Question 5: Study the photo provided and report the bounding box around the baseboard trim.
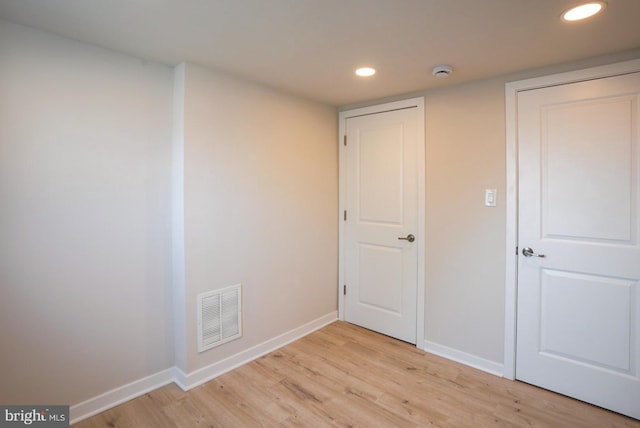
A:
[176,311,338,391]
[421,340,504,377]
[70,311,337,424]
[69,367,175,425]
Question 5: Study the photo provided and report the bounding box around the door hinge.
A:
[343,284,347,295]
[343,135,347,146]
[344,210,347,221]
[516,246,518,255]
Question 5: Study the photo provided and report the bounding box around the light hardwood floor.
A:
[74,321,639,427]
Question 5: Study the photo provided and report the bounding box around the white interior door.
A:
[342,105,421,344]
[516,72,640,419]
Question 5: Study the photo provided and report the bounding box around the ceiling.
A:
[1,0,639,106]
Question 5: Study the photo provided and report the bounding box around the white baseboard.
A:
[176,311,338,391]
[70,311,337,424]
[421,340,504,377]
[69,367,175,425]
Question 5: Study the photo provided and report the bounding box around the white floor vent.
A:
[197,284,242,352]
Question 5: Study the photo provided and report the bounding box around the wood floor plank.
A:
[73,321,640,427]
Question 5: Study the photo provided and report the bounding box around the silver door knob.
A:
[398,234,415,243]
[522,247,545,258]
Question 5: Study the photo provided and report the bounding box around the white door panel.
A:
[357,124,404,225]
[516,72,640,419]
[539,270,633,372]
[344,106,420,344]
[543,97,633,242]
[357,243,403,313]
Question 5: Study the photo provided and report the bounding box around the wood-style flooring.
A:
[74,321,639,427]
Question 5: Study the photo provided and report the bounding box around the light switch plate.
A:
[485,189,497,207]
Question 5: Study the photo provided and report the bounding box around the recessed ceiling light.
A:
[562,1,606,22]
[355,67,376,77]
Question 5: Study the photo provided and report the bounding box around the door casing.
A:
[338,97,426,349]
[504,58,640,379]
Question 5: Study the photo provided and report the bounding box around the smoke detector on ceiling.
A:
[432,64,453,78]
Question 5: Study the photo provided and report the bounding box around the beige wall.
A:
[0,20,338,409]
[178,63,338,371]
[3,13,638,412]
[423,78,507,363]
[0,20,174,404]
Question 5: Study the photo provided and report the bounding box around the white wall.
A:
[178,63,338,372]
[0,20,174,405]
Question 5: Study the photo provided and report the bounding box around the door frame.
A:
[503,58,640,379]
[338,97,426,348]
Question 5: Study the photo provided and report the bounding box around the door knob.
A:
[398,234,415,243]
[522,247,545,258]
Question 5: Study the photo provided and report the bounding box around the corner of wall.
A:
[172,62,187,372]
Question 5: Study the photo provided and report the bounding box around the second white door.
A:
[343,102,422,344]
[516,71,640,419]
